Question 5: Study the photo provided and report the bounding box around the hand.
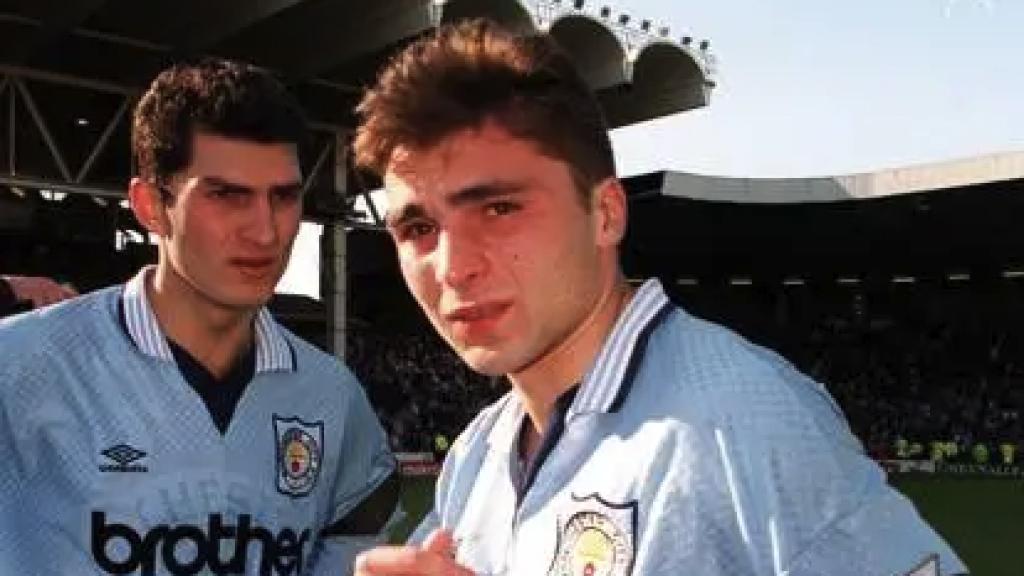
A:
[2,275,77,308]
[354,528,475,576]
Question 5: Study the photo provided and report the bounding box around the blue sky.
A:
[609,0,1021,177]
[277,0,1021,297]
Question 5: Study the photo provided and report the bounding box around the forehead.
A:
[383,124,556,200]
[186,131,302,186]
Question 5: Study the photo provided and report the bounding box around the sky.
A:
[277,0,1022,298]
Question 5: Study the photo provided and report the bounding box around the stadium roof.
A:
[621,152,1024,282]
[627,151,1024,204]
[0,0,714,129]
[0,0,716,226]
[345,152,1024,283]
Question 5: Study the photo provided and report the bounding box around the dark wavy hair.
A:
[133,58,309,183]
[353,18,616,201]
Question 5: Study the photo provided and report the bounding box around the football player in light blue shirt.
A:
[349,19,968,576]
[0,59,398,575]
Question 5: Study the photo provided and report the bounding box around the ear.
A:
[128,178,169,237]
[593,177,628,249]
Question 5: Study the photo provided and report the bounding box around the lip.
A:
[230,257,277,277]
[231,257,276,267]
[443,301,511,323]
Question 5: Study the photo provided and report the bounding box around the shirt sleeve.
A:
[308,376,403,575]
[716,364,970,576]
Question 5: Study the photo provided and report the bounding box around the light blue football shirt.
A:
[412,279,968,576]
[0,268,398,575]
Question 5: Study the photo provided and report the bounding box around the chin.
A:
[457,347,524,377]
[216,290,274,311]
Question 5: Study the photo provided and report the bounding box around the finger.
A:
[354,545,475,576]
[422,528,458,558]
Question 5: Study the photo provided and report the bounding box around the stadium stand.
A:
[344,155,1024,471]
[343,273,1024,466]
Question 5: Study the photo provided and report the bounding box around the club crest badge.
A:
[273,415,324,498]
[548,494,637,576]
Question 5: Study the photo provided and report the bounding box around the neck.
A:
[509,274,634,436]
[146,265,257,378]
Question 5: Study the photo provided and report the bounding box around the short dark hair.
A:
[353,18,616,199]
[132,58,310,183]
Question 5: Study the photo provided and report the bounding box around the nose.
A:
[434,227,485,289]
[243,195,280,247]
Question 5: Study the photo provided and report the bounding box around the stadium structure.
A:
[348,151,1024,315]
[0,0,716,356]
[3,1,1023,570]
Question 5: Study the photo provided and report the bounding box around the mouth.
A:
[230,257,277,278]
[443,301,511,324]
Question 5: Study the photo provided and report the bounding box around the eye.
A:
[485,201,520,217]
[209,187,246,200]
[274,187,303,204]
[400,221,437,240]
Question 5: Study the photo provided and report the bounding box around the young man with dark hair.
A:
[0,59,399,575]
[350,19,967,576]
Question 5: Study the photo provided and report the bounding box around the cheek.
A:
[399,257,439,305]
[279,207,303,236]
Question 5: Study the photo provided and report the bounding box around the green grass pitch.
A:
[393,475,1021,576]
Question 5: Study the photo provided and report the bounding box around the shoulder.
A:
[436,392,514,478]
[0,287,124,414]
[276,324,375,406]
[0,287,121,367]
[636,307,857,457]
[436,392,515,476]
[449,392,516,456]
[431,392,515,515]
[653,308,841,413]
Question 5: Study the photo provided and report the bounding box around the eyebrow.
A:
[198,176,304,194]
[385,179,527,231]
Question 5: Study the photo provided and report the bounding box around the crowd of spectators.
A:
[7,237,1021,463]
[349,279,1024,463]
[346,320,504,453]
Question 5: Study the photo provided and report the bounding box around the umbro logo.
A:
[99,443,148,473]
